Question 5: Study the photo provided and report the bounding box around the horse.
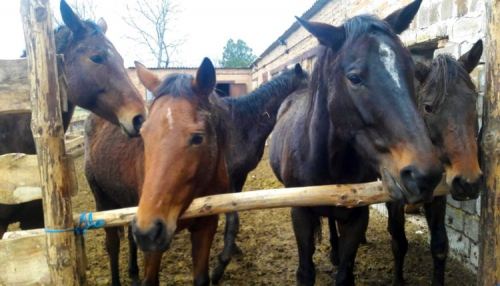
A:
[211,63,310,283]
[0,0,146,239]
[269,0,444,284]
[385,39,483,286]
[86,58,230,285]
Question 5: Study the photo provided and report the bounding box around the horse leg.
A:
[386,202,407,286]
[423,196,448,286]
[142,252,163,286]
[191,215,218,286]
[292,207,319,286]
[212,176,245,284]
[128,226,140,285]
[335,207,369,286]
[328,217,340,266]
[104,227,122,286]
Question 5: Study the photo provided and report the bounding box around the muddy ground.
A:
[17,147,476,285]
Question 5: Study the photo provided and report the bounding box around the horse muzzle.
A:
[382,166,441,204]
[450,174,482,201]
[131,216,175,252]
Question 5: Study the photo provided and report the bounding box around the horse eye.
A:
[424,104,434,114]
[189,133,204,145]
[90,55,105,64]
[347,74,363,86]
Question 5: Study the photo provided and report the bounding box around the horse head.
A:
[415,40,483,200]
[59,0,146,136]
[298,0,443,204]
[132,58,228,252]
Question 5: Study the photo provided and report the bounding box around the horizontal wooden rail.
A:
[72,178,450,229]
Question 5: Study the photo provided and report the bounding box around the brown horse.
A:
[269,0,443,285]
[212,63,309,283]
[386,39,483,286]
[86,58,228,285]
[0,0,146,239]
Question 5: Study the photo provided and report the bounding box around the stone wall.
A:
[252,0,486,272]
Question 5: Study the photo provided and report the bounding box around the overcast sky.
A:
[0,0,316,67]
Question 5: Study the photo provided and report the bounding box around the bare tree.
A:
[122,0,185,68]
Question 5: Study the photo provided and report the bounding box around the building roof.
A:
[252,0,330,66]
[127,66,250,70]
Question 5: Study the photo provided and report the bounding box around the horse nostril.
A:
[152,218,166,243]
[132,114,145,134]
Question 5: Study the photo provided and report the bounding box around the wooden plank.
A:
[0,153,78,204]
[0,154,41,204]
[72,178,450,229]
[65,136,84,152]
[0,58,31,114]
[21,0,80,284]
[479,0,500,284]
[0,232,50,285]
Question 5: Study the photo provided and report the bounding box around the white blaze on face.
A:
[166,107,174,130]
[379,42,402,90]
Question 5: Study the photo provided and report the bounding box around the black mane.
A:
[418,54,477,113]
[54,20,104,54]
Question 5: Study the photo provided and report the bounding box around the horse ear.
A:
[135,61,161,93]
[296,17,345,51]
[60,0,85,34]
[383,0,422,34]
[193,58,216,97]
[415,61,430,83]
[458,40,483,74]
[294,63,303,75]
[97,18,108,34]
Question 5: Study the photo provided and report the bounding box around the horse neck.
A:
[225,72,300,143]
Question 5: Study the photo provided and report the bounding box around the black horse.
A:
[386,39,484,286]
[269,0,443,284]
[212,63,309,283]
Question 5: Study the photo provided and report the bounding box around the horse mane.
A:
[417,54,477,113]
[54,20,104,54]
[152,73,228,148]
[222,67,307,118]
[308,15,406,111]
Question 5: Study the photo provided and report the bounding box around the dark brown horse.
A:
[269,0,443,285]
[85,58,229,285]
[386,39,483,286]
[212,63,309,283]
[0,0,146,239]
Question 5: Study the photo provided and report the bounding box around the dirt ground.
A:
[60,148,475,285]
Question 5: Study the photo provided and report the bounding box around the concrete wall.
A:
[252,0,486,272]
[126,67,252,100]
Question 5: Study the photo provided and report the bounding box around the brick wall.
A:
[252,0,486,272]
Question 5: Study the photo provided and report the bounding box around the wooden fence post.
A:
[20,0,80,284]
[479,0,500,284]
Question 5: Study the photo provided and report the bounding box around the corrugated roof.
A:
[252,0,330,66]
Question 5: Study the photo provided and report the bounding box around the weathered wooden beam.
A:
[0,231,50,285]
[72,178,450,229]
[479,0,500,284]
[0,59,31,114]
[0,153,78,204]
[20,0,80,284]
